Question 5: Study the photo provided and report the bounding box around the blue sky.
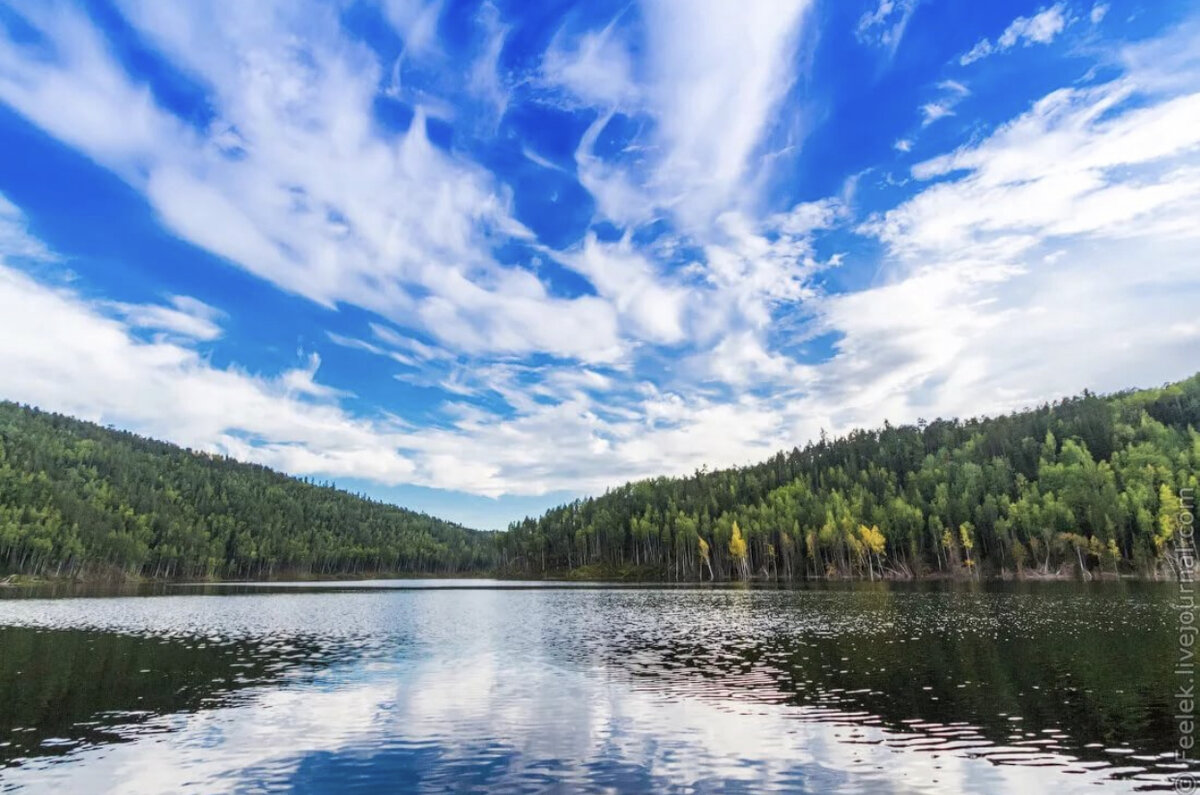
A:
[1,0,1198,529]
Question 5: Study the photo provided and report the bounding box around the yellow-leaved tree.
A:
[1106,538,1121,574]
[857,524,886,580]
[729,521,749,580]
[959,522,976,574]
[1158,483,1182,554]
[698,536,713,581]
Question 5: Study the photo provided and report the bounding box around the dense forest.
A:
[2,374,1198,582]
[0,403,492,579]
[496,374,1200,581]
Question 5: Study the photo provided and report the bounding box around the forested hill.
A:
[4,375,1199,582]
[497,375,1200,581]
[0,403,492,579]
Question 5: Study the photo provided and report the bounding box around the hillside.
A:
[0,403,492,579]
[3,375,1198,583]
[497,375,1200,580]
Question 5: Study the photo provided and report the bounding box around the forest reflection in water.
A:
[0,580,1191,793]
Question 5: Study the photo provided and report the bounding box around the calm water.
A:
[0,581,1192,793]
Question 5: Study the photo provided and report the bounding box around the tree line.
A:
[2,373,1198,581]
[0,403,491,579]
[495,374,1200,580]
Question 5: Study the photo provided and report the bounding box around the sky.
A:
[0,0,1198,530]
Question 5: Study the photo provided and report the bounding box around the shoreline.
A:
[0,567,1172,588]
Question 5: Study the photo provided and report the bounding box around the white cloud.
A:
[0,1,622,364]
[542,23,638,108]
[920,101,954,126]
[106,295,225,342]
[0,194,809,498]
[551,0,815,228]
[901,85,1200,243]
[894,138,913,152]
[0,2,1197,516]
[0,595,1127,794]
[998,4,1068,47]
[0,194,56,262]
[640,0,813,225]
[467,2,511,116]
[856,0,921,57]
[573,111,658,228]
[1171,321,1200,339]
[960,4,1069,65]
[938,79,970,96]
[838,31,1200,425]
[919,80,969,127]
[0,261,418,485]
[0,202,843,499]
[565,235,691,345]
[382,0,444,57]
[0,1,823,392]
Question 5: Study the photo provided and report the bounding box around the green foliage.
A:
[5,372,1200,582]
[497,374,1200,580]
[0,403,493,579]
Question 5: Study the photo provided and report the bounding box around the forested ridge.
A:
[497,374,1200,581]
[2,374,1199,582]
[0,403,491,579]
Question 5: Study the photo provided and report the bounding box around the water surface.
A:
[0,581,1190,793]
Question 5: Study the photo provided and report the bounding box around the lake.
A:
[0,581,1193,793]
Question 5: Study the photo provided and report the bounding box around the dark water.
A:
[0,580,1193,793]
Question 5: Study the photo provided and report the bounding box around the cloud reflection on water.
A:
[0,584,1187,793]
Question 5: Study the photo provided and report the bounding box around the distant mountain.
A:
[496,375,1200,581]
[0,403,492,580]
